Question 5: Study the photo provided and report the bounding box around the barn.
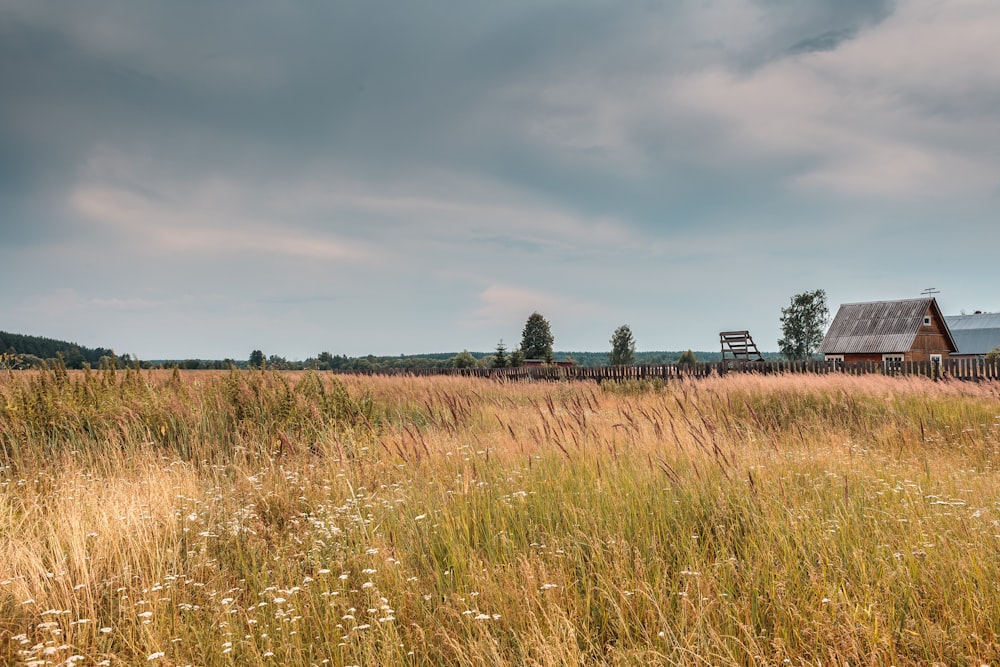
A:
[944,312,1000,358]
[817,297,958,364]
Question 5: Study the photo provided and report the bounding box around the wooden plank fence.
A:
[336,358,1000,383]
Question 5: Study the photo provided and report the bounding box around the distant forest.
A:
[1,330,783,371]
[0,330,120,369]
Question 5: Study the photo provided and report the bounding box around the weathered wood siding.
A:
[907,303,955,362]
[834,304,955,363]
[336,357,1000,382]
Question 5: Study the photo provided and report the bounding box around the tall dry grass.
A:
[2,367,1000,665]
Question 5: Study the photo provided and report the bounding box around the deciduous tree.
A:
[778,289,829,361]
[248,349,265,369]
[678,349,697,365]
[609,325,636,366]
[449,350,479,369]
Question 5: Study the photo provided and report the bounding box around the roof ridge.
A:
[838,297,933,306]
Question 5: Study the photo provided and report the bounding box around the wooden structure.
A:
[337,356,1000,382]
[523,359,576,368]
[719,331,764,362]
[818,297,957,364]
[945,312,1000,358]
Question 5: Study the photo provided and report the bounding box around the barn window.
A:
[882,354,904,373]
[923,316,931,326]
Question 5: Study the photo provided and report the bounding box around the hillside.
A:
[0,330,116,369]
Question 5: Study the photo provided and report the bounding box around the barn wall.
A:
[908,304,954,362]
[841,353,898,364]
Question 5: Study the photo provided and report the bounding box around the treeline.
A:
[1,330,788,372]
[259,350,784,371]
[0,330,118,369]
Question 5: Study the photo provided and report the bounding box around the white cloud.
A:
[68,149,375,262]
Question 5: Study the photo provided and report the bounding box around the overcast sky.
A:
[3,0,999,360]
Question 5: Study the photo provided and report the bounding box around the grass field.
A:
[2,366,1000,666]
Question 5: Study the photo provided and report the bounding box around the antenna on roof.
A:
[921,287,940,298]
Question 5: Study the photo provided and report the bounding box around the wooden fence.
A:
[336,358,1000,383]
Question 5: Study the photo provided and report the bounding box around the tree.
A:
[609,324,636,366]
[520,312,554,363]
[492,339,508,369]
[248,349,265,369]
[268,354,289,370]
[778,289,830,361]
[678,349,697,365]
[449,350,479,369]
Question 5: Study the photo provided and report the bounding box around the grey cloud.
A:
[5,0,1000,359]
[753,0,895,60]
[787,29,858,54]
[1,0,899,221]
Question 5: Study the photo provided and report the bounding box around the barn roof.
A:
[945,313,1000,355]
[818,298,957,355]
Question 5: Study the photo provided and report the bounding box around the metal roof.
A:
[818,298,956,354]
[945,313,1000,355]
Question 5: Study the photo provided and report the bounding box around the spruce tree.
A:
[492,339,508,368]
[520,312,554,363]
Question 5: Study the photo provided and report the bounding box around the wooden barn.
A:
[818,297,957,364]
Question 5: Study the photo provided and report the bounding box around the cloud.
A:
[462,285,598,333]
[668,0,1000,199]
[2,0,1000,359]
[67,148,376,262]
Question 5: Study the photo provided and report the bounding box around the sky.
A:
[2,0,999,360]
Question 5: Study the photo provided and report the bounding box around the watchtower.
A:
[719,330,764,362]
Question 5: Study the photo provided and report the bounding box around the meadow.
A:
[2,366,1000,666]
